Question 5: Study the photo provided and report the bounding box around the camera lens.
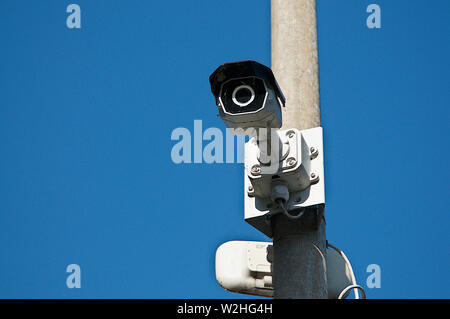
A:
[232,85,255,107]
[221,77,266,114]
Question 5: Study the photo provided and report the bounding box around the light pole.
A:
[271,0,327,299]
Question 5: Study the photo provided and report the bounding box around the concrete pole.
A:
[271,0,327,299]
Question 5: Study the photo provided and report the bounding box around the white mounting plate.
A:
[244,127,325,237]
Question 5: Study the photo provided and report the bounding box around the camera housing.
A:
[209,60,285,134]
[216,240,354,299]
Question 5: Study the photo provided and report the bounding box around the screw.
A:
[310,172,319,184]
[251,165,261,174]
[310,146,319,160]
[248,186,254,192]
[287,157,297,166]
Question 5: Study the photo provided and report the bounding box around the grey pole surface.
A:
[271,0,327,299]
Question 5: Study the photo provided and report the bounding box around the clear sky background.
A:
[0,0,448,299]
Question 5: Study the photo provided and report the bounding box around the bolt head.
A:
[287,157,297,166]
[251,165,261,174]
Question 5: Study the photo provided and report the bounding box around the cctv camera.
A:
[209,60,285,134]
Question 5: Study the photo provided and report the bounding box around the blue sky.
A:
[0,0,448,298]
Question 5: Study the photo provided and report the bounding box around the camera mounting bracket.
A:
[244,127,325,237]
